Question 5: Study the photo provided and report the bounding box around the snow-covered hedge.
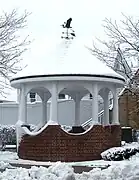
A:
[0,125,16,145]
[101,143,139,161]
[0,124,72,146]
[0,124,36,146]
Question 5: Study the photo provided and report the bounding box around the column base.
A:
[92,121,101,125]
[112,122,120,125]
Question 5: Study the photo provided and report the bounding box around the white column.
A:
[92,84,99,124]
[50,83,58,123]
[103,95,109,125]
[112,89,119,124]
[42,96,47,125]
[18,85,27,123]
[17,89,20,103]
[18,89,22,121]
[74,95,81,126]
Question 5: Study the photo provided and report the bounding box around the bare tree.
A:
[89,13,139,83]
[0,9,30,96]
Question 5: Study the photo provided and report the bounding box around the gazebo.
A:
[10,37,125,162]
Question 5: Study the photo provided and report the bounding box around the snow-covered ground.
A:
[1,143,139,179]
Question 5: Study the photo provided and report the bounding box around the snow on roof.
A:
[11,38,125,81]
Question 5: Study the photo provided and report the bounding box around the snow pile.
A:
[1,161,139,179]
[76,162,139,180]
[101,142,139,161]
[0,162,76,180]
[0,151,18,161]
[0,161,13,170]
[0,145,139,179]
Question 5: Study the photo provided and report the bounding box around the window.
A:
[30,92,36,102]
[59,94,65,99]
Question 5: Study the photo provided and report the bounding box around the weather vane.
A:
[61,18,76,40]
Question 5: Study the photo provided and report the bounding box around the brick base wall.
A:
[18,125,121,162]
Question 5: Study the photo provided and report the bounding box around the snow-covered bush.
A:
[0,125,16,145]
[101,143,139,161]
[0,124,36,146]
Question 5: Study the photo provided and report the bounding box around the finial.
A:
[61,18,76,40]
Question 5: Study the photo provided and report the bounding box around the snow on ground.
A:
[1,143,139,179]
[1,161,139,180]
[0,151,18,162]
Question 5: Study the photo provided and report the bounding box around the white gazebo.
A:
[10,38,125,162]
[10,39,125,129]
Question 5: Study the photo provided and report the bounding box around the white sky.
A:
[1,0,139,65]
[1,0,139,100]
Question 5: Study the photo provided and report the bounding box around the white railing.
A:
[82,110,104,128]
[82,103,113,128]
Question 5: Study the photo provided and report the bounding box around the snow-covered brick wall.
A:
[18,125,121,162]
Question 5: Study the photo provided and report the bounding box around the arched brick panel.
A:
[18,125,121,162]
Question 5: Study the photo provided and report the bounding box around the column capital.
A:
[39,92,50,103]
[99,88,110,100]
[20,84,28,96]
[71,93,82,102]
[92,83,98,92]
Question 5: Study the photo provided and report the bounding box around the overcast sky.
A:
[1,0,139,100]
[1,0,139,65]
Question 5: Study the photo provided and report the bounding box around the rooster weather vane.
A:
[61,18,76,40]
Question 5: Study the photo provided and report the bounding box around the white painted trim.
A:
[11,76,124,88]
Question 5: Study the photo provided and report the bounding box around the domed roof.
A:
[10,39,125,83]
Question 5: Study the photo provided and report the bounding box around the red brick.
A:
[18,125,121,162]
